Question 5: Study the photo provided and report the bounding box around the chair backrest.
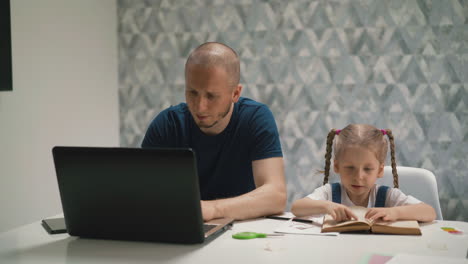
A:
[376,166,443,220]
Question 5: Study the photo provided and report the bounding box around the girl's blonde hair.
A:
[323,124,399,188]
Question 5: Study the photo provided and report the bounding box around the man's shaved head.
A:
[185,42,240,87]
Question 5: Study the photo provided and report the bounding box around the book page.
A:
[349,206,370,222]
[323,206,370,228]
[371,219,421,235]
[373,220,420,229]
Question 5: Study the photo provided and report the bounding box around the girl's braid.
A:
[323,129,337,185]
[385,129,399,188]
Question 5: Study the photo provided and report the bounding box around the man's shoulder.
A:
[143,103,190,147]
[238,97,267,108]
[149,103,189,128]
[237,97,271,116]
[158,103,189,119]
[164,102,189,114]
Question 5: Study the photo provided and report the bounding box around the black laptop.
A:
[52,146,233,244]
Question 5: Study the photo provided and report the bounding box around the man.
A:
[142,42,286,221]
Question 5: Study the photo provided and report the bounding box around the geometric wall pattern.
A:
[118,0,468,220]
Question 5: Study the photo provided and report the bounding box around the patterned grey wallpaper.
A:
[118,0,468,220]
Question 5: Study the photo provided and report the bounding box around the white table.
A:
[0,218,467,263]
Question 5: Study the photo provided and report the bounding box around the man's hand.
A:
[325,202,358,222]
[201,200,219,222]
[365,207,399,222]
[199,157,286,221]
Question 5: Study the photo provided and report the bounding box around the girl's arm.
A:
[292,197,357,221]
[366,203,436,222]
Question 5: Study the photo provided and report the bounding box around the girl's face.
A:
[334,145,384,205]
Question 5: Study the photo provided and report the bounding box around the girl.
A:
[291,124,436,222]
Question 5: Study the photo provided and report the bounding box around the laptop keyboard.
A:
[203,224,217,233]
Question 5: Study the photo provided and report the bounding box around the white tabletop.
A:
[0,217,467,264]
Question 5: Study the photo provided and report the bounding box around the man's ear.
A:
[333,160,340,174]
[377,164,384,178]
[232,84,242,103]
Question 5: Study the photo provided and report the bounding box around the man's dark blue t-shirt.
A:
[141,97,283,200]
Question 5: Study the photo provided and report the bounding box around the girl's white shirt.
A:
[306,183,422,208]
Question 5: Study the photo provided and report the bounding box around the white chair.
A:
[377,166,443,220]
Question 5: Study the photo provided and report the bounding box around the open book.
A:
[321,206,421,235]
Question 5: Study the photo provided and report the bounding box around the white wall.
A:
[0,0,118,233]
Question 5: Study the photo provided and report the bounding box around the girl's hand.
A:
[325,202,358,222]
[365,208,399,222]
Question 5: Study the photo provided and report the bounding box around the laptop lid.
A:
[52,146,232,244]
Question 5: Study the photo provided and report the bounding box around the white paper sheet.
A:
[273,218,339,236]
[386,254,468,264]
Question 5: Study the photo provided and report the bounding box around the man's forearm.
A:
[206,183,286,220]
[291,198,332,217]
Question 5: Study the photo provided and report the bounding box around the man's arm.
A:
[201,157,287,221]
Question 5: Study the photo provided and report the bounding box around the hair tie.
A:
[381,129,387,135]
[335,129,341,135]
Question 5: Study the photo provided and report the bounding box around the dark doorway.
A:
[0,0,12,91]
